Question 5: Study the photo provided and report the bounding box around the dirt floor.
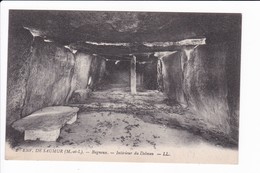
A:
[59,111,204,148]
[15,87,237,149]
[16,111,213,149]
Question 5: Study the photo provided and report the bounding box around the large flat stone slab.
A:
[12,106,79,141]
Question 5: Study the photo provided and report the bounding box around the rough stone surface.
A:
[69,89,92,104]
[160,52,186,105]
[24,129,60,141]
[12,106,79,132]
[6,27,33,126]
[66,114,78,125]
[182,44,231,134]
[225,40,240,141]
[88,56,106,90]
[67,52,93,102]
[74,52,93,89]
[22,37,75,116]
[10,10,241,45]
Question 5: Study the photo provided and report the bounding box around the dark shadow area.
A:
[98,57,158,92]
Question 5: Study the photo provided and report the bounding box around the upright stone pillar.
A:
[130,55,137,94]
[157,59,164,92]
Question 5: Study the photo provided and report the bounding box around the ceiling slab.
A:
[10,10,241,46]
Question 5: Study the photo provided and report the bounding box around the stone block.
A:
[69,89,92,103]
[12,106,79,141]
[66,113,77,125]
[24,129,60,141]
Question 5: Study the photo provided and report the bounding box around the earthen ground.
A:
[15,87,237,150]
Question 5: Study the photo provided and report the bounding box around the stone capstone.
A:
[12,106,79,141]
[10,11,241,45]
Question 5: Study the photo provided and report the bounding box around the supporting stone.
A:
[157,59,164,92]
[24,129,60,141]
[130,55,137,94]
[68,89,92,104]
[66,113,78,125]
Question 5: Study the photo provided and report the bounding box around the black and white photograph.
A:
[4,8,241,163]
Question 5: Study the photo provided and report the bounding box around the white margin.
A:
[1,1,260,173]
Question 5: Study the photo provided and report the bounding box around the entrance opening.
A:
[102,60,130,90]
[98,55,158,92]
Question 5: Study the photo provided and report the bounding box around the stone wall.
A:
[6,28,78,145]
[67,51,93,102]
[6,26,33,126]
[182,43,236,135]
[156,42,240,138]
[22,37,75,116]
[88,55,106,90]
[160,52,186,105]
[225,40,241,140]
[7,28,105,127]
